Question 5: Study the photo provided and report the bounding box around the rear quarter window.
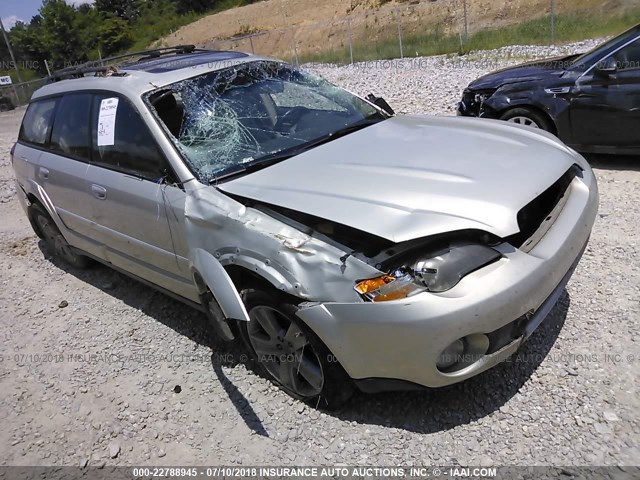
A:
[50,94,92,161]
[19,99,57,146]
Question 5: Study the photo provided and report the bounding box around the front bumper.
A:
[457,89,479,117]
[457,99,489,118]
[457,89,497,119]
[296,166,598,389]
[457,100,471,116]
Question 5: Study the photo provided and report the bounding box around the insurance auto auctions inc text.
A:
[240,466,497,478]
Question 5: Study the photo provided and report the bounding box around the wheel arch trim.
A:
[26,180,71,237]
[189,248,250,322]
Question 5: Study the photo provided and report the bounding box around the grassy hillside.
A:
[300,7,640,64]
[161,0,640,64]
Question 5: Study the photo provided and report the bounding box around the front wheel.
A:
[500,107,553,132]
[238,288,354,409]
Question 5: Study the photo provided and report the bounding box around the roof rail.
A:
[47,65,124,83]
[46,45,210,83]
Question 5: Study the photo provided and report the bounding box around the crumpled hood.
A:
[219,115,577,243]
[468,54,578,90]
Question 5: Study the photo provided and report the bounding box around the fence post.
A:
[291,29,299,66]
[0,17,24,104]
[395,8,404,59]
[249,35,255,54]
[550,0,556,44]
[347,19,354,65]
[463,0,469,42]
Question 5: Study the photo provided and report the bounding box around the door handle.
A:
[39,167,49,180]
[91,184,107,200]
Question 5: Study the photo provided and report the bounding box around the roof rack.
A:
[46,45,210,83]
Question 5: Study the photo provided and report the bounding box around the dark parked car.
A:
[0,95,16,112]
[458,24,640,154]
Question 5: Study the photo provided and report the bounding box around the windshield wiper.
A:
[321,116,384,140]
[208,155,287,184]
[209,116,384,184]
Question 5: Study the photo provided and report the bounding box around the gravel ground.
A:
[0,41,638,468]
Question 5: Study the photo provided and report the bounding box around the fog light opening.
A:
[436,333,490,373]
[436,339,465,370]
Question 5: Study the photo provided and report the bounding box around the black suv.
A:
[458,24,640,154]
[0,95,15,112]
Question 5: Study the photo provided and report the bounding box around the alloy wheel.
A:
[247,305,324,397]
[507,116,540,128]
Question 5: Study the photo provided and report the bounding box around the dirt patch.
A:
[5,236,36,257]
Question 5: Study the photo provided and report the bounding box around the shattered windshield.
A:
[146,61,384,183]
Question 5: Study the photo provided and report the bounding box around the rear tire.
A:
[238,288,354,409]
[29,203,92,269]
[500,107,554,132]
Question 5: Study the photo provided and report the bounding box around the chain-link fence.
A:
[205,0,636,65]
[0,77,46,108]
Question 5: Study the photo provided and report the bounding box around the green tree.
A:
[95,0,141,22]
[74,4,102,60]
[38,0,88,69]
[9,17,47,75]
[98,18,133,56]
[3,0,262,80]
[174,0,214,14]
[77,3,94,15]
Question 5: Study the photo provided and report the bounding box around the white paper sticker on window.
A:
[97,97,119,146]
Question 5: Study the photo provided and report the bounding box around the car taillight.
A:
[10,143,16,164]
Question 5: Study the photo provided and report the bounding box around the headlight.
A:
[355,244,501,302]
[413,244,501,292]
[473,89,497,104]
[355,273,427,302]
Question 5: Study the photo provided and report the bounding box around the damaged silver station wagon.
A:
[12,46,598,408]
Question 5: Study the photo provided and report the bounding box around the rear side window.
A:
[50,94,92,161]
[19,99,57,146]
[90,94,165,180]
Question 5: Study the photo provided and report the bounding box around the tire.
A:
[201,290,237,342]
[29,203,92,269]
[500,107,554,132]
[0,103,8,112]
[238,288,354,409]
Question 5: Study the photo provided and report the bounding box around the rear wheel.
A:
[29,203,92,269]
[500,107,553,132]
[238,288,354,409]
[0,103,8,112]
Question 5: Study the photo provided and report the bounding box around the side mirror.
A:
[595,57,618,76]
[366,93,395,116]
